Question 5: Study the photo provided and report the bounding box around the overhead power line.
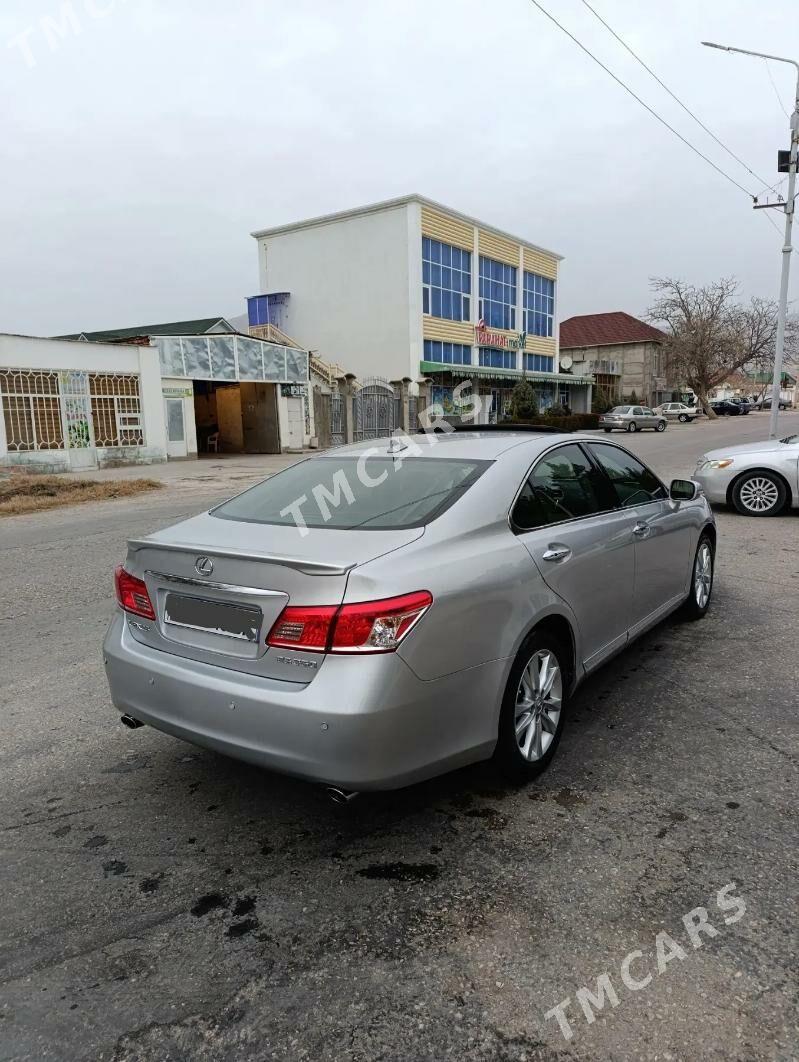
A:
[579,0,775,193]
[764,59,791,119]
[525,0,757,199]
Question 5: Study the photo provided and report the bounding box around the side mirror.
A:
[670,478,699,502]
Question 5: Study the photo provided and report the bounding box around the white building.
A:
[0,323,311,472]
[251,194,593,419]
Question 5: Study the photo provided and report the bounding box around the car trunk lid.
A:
[122,512,424,681]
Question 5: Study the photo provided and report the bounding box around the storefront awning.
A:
[419,360,594,384]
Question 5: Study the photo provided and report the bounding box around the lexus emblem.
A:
[195,556,214,577]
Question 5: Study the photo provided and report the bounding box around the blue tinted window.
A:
[523,272,555,337]
[523,353,555,373]
[478,346,517,370]
[479,256,517,331]
[422,238,471,322]
[423,339,472,365]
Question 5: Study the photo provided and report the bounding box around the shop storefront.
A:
[421,319,594,421]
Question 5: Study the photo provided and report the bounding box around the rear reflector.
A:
[114,565,156,620]
[265,591,432,655]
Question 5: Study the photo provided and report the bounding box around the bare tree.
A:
[647,277,797,417]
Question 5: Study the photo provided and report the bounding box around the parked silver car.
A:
[104,429,716,794]
[599,405,667,433]
[694,432,799,516]
[653,402,701,423]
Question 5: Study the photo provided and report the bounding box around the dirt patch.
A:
[0,472,162,516]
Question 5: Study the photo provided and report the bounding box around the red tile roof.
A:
[560,311,667,349]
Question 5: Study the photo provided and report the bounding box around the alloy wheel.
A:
[514,650,562,762]
[694,542,713,609]
[738,476,781,514]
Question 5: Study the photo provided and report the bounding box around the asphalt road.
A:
[1,413,798,1061]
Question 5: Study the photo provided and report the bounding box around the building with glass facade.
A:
[251,195,594,421]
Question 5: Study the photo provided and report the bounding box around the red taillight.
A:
[114,565,156,620]
[266,605,338,652]
[331,591,432,653]
[265,591,432,655]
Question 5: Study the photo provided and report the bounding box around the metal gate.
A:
[330,391,344,446]
[353,377,397,441]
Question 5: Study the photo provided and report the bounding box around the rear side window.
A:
[212,455,490,530]
[588,444,667,508]
[512,444,606,530]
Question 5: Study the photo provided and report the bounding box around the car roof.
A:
[326,430,579,462]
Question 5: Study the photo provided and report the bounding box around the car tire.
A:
[678,413,689,423]
[682,534,714,621]
[603,427,612,433]
[656,420,666,432]
[731,471,788,517]
[627,421,638,433]
[493,631,569,784]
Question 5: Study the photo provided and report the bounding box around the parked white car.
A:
[654,402,701,423]
[694,432,799,516]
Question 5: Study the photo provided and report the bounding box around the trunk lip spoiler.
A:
[127,538,353,576]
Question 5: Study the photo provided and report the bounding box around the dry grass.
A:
[0,472,163,516]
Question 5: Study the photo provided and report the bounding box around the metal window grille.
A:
[88,373,143,447]
[0,369,65,450]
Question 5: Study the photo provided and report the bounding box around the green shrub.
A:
[507,378,538,421]
[592,387,613,414]
[500,413,600,432]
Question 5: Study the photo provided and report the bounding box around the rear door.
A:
[587,443,693,630]
[513,443,638,670]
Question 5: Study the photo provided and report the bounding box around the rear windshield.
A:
[212,456,491,530]
[610,406,631,414]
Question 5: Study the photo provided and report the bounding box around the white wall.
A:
[0,333,141,374]
[256,204,413,382]
[0,333,166,466]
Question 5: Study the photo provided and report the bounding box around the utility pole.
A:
[702,43,799,439]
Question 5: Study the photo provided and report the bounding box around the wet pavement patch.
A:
[528,786,587,808]
[83,834,108,849]
[357,863,440,882]
[227,918,259,939]
[51,825,71,837]
[233,896,256,917]
[191,892,229,917]
[102,860,128,876]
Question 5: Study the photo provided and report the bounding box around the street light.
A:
[702,41,799,439]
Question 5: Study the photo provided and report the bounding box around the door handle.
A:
[542,545,571,561]
[632,522,650,538]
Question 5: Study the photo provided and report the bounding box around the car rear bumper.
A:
[103,613,503,790]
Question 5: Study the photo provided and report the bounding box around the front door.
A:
[286,396,304,451]
[164,398,187,458]
[587,443,693,629]
[512,443,638,670]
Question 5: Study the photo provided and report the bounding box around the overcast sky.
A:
[1,0,795,337]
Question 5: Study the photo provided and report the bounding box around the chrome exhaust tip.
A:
[325,786,359,805]
[120,714,144,730]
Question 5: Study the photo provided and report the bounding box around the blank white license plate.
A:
[164,594,262,643]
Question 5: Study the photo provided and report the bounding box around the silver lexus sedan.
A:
[104,429,716,794]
